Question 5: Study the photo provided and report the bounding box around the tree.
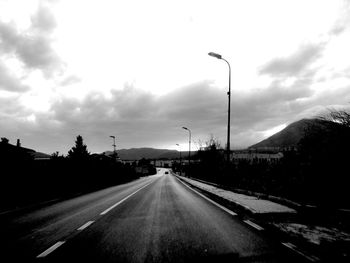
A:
[138,158,150,166]
[297,110,350,207]
[0,137,9,144]
[198,135,223,162]
[51,151,65,161]
[196,135,225,180]
[68,135,90,160]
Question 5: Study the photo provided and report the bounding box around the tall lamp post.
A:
[208,52,231,164]
[176,143,182,175]
[182,127,191,175]
[110,135,116,159]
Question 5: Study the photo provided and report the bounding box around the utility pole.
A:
[208,52,232,164]
[110,136,116,159]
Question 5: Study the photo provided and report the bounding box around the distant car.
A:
[165,171,169,174]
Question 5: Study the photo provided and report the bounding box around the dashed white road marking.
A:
[36,241,66,258]
[282,242,319,262]
[77,220,94,231]
[243,220,264,231]
[100,181,154,215]
[176,177,237,216]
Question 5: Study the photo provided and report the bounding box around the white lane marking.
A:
[100,181,153,215]
[77,220,94,231]
[281,242,319,262]
[36,241,66,258]
[243,220,264,231]
[176,177,237,216]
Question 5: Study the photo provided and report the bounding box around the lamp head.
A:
[208,52,222,59]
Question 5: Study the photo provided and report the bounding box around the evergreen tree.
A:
[68,135,90,160]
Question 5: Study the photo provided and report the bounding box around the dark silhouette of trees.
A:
[0,135,140,213]
[138,158,149,166]
[295,111,350,208]
[187,112,350,209]
[136,158,157,175]
[186,135,225,181]
[196,135,224,179]
[68,135,90,160]
[51,151,65,160]
[1,137,9,144]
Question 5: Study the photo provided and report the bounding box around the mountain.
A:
[103,148,184,160]
[249,118,336,150]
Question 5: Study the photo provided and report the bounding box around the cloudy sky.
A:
[1,0,350,154]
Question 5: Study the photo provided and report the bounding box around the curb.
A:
[174,174,328,262]
[184,176,303,211]
[174,174,301,226]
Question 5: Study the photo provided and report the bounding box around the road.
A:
[0,168,305,262]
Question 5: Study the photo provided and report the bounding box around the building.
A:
[231,151,283,164]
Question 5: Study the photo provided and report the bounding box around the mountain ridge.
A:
[103,147,186,160]
[249,118,337,150]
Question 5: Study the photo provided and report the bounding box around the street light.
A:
[110,135,116,158]
[176,143,182,175]
[182,127,191,175]
[208,51,231,164]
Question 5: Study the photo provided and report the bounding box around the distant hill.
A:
[103,148,186,160]
[249,118,337,150]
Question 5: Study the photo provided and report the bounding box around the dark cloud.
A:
[110,85,158,121]
[230,76,315,136]
[41,80,317,152]
[37,82,226,153]
[259,44,324,77]
[0,4,63,77]
[253,43,324,136]
[160,81,226,124]
[0,95,23,116]
[2,78,349,153]
[0,61,30,92]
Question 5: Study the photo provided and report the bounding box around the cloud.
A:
[30,3,57,33]
[59,75,81,86]
[2,79,350,153]
[0,94,24,116]
[39,82,226,152]
[42,80,318,152]
[0,4,63,78]
[259,44,324,77]
[0,61,30,92]
[160,81,226,125]
[329,0,350,36]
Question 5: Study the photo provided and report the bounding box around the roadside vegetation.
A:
[0,135,155,212]
[187,109,350,209]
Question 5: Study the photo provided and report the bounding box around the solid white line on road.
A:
[36,241,66,258]
[100,181,154,215]
[281,242,320,262]
[77,220,94,231]
[176,177,237,217]
[243,220,264,231]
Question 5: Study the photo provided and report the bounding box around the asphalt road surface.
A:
[0,168,306,262]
